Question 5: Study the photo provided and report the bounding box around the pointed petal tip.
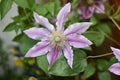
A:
[109,63,120,75]
[110,46,116,51]
[69,64,73,69]
[85,22,93,26]
[66,2,71,7]
[24,53,31,57]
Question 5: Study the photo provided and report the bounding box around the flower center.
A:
[87,0,95,5]
[55,36,61,42]
[50,31,66,48]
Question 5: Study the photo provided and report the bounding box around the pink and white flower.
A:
[109,47,120,75]
[24,3,93,69]
[78,0,106,19]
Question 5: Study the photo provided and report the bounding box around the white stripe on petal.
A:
[67,34,92,48]
[25,42,50,57]
[63,44,73,68]
[24,27,49,40]
[64,22,92,35]
[111,47,120,62]
[34,13,55,32]
[56,3,71,31]
[47,47,62,70]
[109,63,120,75]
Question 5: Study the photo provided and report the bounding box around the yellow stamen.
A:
[28,76,37,80]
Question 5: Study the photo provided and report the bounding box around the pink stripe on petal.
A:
[111,47,120,61]
[56,3,71,31]
[67,35,92,48]
[47,47,62,70]
[109,63,120,75]
[82,6,94,19]
[25,42,50,57]
[63,44,73,68]
[34,13,55,32]
[24,27,49,40]
[64,22,92,35]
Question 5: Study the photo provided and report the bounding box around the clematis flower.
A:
[78,0,106,19]
[109,47,120,75]
[24,3,93,69]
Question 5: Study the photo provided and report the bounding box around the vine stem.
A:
[23,8,32,26]
[100,30,120,47]
[109,16,120,30]
[95,5,120,30]
[87,52,113,59]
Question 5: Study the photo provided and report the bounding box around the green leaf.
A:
[90,16,99,25]
[113,14,120,21]
[32,4,48,16]
[0,0,13,19]
[106,5,114,16]
[97,59,109,71]
[83,31,105,46]
[83,46,92,51]
[37,49,87,76]
[98,71,111,80]
[13,34,37,55]
[45,2,55,16]
[3,22,17,32]
[14,0,35,9]
[97,24,112,35]
[83,63,96,78]
[109,56,118,66]
[72,0,80,9]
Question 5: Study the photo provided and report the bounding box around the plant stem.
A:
[109,16,120,30]
[87,52,113,59]
[95,5,120,30]
[100,30,120,46]
[23,8,32,26]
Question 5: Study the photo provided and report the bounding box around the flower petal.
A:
[63,44,73,68]
[25,42,50,57]
[111,47,120,61]
[34,13,55,32]
[109,63,120,75]
[56,3,71,31]
[47,47,62,70]
[67,34,92,48]
[78,6,95,19]
[83,6,95,19]
[64,22,92,35]
[95,3,105,13]
[24,27,49,40]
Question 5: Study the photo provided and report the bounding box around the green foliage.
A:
[0,0,13,19]
[72,0,80,9]
[90,15,99,25]
[97,59,109,71]
[14,0,35,9]
[32,4,48,16]
[37,49,87,76]
[13,34,37,55]
[97,59,111,80]
[112,6,120,21]
[98,71,111,80]
[3,22,18,32]
[83,31,105,46]
[97,23,112,35]
[113,14,120,21]
[1,0,117,78]
[83,63,96,78]
[32,1,60,18]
